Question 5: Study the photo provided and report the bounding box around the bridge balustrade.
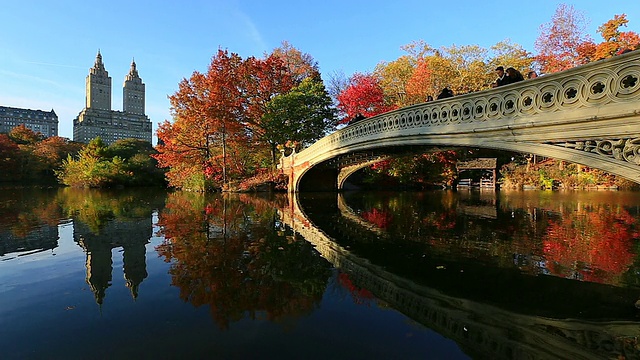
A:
[281,51,640,191]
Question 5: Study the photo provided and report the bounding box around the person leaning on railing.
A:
[504,67,524,85]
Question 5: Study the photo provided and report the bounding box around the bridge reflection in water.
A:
[278,192,640,359]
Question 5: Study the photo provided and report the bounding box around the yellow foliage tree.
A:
[373,55,415,107]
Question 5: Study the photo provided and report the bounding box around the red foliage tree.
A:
[336,73,396,125]
[243,53,295,138]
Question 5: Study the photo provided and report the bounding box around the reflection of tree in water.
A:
[156,192,331,329]
[336,191,640,287]
[542,204,640,285]
[336,272,374,305]
[59,187,163,234]
[360,208,393,229]
[0,188,64,256]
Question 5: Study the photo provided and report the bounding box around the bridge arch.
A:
[280,51,640,192]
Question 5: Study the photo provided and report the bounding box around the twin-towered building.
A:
[1,52,152,145]
[73,51,152,145]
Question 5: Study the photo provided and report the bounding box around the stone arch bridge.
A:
[279,50,640,192]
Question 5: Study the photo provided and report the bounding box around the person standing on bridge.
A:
[492,66,508,87]
[505,67,524,84]
[436,87,454,99]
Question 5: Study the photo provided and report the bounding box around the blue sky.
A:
[1,1,638,142]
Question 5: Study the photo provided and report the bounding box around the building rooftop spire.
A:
[93,50,105,72]
[128,58,139,78]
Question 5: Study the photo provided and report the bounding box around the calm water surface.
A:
[1,188,639,359]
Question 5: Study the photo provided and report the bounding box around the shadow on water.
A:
[285,190,640,359]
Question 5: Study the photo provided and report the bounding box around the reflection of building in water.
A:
[0,224,59,257]
[74,217,151,304]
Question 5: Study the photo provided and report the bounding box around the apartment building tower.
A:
[0,106,58,137]
[73,51,152,145]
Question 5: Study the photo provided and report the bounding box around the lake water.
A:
[1,187,639,359]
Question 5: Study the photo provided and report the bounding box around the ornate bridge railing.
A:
[281,50,640,191]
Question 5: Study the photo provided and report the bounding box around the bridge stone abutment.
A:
[279,51,640,192]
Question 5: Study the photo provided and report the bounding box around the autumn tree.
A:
[336,73,396,124]
[7,125,45,182]
[243,54,296,142]
[374,55,415,107]
[441,44,491,94]
[534,4,593,73]
[8,124,44,145]
[270,41,320,84]
[406,53,454,103]
[0,134,20,182]
[488,40,534,78]
[155,50,249,191]
[261,77,336,164]
[403,41,517,101]
[32,136,83,179]
[595,14,640,59]
[246,43,326,160]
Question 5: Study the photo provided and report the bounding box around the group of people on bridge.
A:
[492,66,536,87]
[350,64,542,124]
[426,66,539,104]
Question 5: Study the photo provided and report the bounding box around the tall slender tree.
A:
[534,4,593,73]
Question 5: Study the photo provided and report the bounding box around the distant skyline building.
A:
[73,51,152,145]
[0,106,58,137]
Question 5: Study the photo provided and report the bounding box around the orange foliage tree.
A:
[155,50,250,191]
[1,126,81,184]
[0,134,21,182]
[595,14,640,59]
[269,40,321,84]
